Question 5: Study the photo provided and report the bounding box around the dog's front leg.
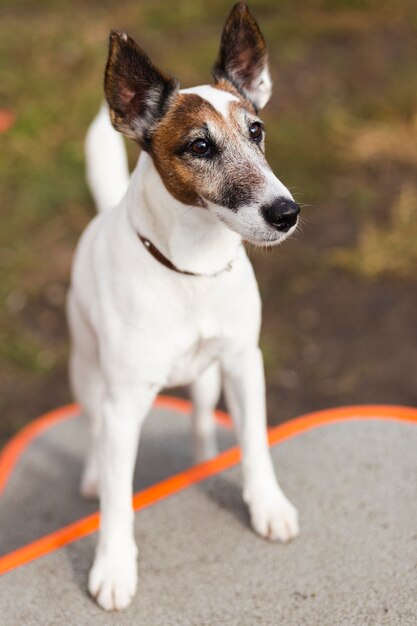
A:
[88,384,156,611]
[222,346,299,542]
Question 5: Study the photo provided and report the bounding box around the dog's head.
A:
[104,2,299,246]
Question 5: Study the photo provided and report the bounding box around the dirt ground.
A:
[1,0,416,448]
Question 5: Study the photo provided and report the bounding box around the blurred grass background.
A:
[0,0,416,446]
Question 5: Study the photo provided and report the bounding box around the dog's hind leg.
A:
[75,360,104,500]
[189,362,221,463]
[67,291,103,499]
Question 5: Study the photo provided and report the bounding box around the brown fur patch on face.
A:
[151,89,268,211]
[228,92,258,120]
[151,93,228,206]
[213,79,256,114]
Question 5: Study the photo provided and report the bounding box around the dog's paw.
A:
[246,488,299,542]
[88,541,138,611]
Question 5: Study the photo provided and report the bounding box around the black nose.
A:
[262,198,300,232]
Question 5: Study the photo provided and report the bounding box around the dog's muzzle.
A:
[262,198,300,233]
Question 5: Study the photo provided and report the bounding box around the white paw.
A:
[246,488,299,542]
[88,541,138,611]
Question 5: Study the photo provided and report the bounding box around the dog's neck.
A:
[127,152,242,275]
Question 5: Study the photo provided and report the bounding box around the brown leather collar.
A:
[138,233,235,277]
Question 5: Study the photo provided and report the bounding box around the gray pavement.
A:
[0,408,416,625]
[0,405,235,554]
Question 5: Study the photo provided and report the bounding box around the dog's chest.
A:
[165,320,226,387]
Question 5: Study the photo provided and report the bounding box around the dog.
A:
[67,2,300,611]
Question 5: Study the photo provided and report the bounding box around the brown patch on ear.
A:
[212,3,270,111]
[104,30,179,149]
[151,93,227,206]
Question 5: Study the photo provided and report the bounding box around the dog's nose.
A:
[262,198,300,232]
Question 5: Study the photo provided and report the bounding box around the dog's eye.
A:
[189,139,212,157]
[249,122,263,143]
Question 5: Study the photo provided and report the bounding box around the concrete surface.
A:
[0,407,416,625]
[0,405,234,554]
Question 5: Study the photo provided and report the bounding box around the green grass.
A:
[0,0,416,423]
[331,183,417,279]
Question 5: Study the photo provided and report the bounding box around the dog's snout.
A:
[262,198,300,233]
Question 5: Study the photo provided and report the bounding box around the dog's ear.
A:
[104,31,179,150]
[212,2,271,111]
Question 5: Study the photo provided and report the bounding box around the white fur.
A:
[85,103,130,213]
[181,84,238,117]
[128,152,242,275]
[250,66,272,110]
[68,87,299,612]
